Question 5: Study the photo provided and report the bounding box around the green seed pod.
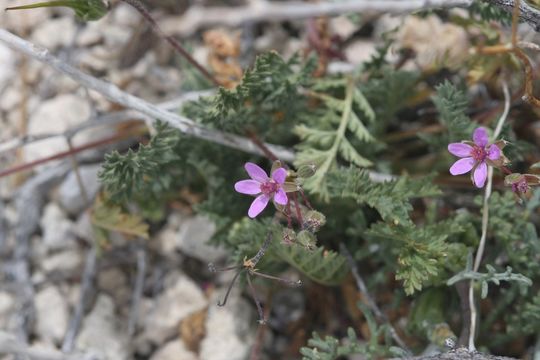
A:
[297,230,316,251]
[304,210,326,232]
[282,228,296,245]
[6,0,110,21]
[296,164,317,179]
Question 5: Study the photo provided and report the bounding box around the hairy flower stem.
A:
[291,192,304,228]
[119,0,219,87]
[246,273,266,324]
[468,82,510,351]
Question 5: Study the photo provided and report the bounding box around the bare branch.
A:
[486,0,540,32]
[161,0,474,36]
[0,29,295,162]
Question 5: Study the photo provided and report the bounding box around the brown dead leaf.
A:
[203,29,243,88]
[179,307,208,353]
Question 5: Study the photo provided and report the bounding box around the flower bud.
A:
[296,164,317,179]
[282,228,296,245]
[304,210,326,232]
[297,230,316,250]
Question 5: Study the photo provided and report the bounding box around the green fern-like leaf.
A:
[367,218,467,295]
[295,78,376,200]
[273,243,349,286]
[327,168,441,225]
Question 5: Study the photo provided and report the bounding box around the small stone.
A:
[344,40,377,66]
[149,339,198,360]
[330,16,357,39]
[76,295,129,360]
[31,17,77,50]
[35,286,69,344]
[40,203,76,252]
[25,94,91,163]
[0,43,16,91]
[176,215,227,262]
[143,272,207,345]
[0,291,16,330]
[97,268,130,305]
[57,164,102,215]
[41,249,83,273]
[199,289,254,360]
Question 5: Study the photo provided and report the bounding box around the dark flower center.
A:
[471,146,487,162]
[260,181,278,195]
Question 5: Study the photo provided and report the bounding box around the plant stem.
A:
[467,82,510,351]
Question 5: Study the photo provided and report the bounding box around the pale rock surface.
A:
[396,15,469,71]
[176,215,227,262]
[143,271,208,345]
[57,164,102,215]
[25,94,91,163]
[35,286,69,344]
[40,202,75,252]
[200,289,254,360]
[150,339,198,360]
[76,295,129,360]
[0,291,16,330]
[41,249,83,273]
[97,268,130,305]
[31,17,77,50]
[0,42,15,91]
[330,16,358,39]
[344,40,377,66]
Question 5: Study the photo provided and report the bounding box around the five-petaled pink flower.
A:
[234,162,288,218]
[448,127,501,188]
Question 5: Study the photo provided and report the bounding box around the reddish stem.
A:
[291,192,303,228]
[120,0,219,87]
[0,132,134,178]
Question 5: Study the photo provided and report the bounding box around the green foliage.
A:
[509,290,540,334]
[448,261,532,299]
[295,78,376,200]
[422,80,475,148]
[91,195,149,240]
[183,52,315,138]
[300,303,402,359]
[327,168,441,225]
[483,191,540,277]
[99,122,182,209]
[367,216,468,295]
[469,1,512,25]
[363,69,419,129]
[6,0,109,21]
[226,218,349,285]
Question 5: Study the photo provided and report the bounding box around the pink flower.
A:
[448,127,501,188]
[234,162,288,218]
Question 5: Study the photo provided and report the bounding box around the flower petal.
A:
[449,157,474,175]
[271,168,287,184]
[448,143,473,158]
[274,188,288,205]
[248,194,270,218]
[234,180,261,195]
[473,162,488,188]
[245,162,269,182]
[473,127,489,147]
[487,144,500,160]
